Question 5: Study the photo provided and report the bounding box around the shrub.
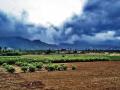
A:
[15,62,23,66]
[4,65,15,73]
[33,62,43,70]
[45,64,67,71]
[60,64,67,71]
[2,63,8,67]
[57,65,63,71]
[62,55,65,57]
[21,62,30,67]
[28,65,36,72]
[53,64,59,70]
[7,66,15,73]
[47,65,54,71]
[63,65,67,71]
[15,62,29,67]
[45,64,55,71]
[72,65,77,70]
[7,60,16,64]
[21,66,28,73]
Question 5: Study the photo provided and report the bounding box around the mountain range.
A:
[0,37,58,50]
[0,37,120,50]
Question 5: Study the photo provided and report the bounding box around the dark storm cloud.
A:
[0,11,65,44]
[0,11,29,37]
[64,0,120,34]
[57,0,120,44]
[0,0,120,45]
[0,11,48,42]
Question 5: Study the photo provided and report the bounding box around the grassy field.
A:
[0,54,120,65]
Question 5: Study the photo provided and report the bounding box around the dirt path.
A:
[0,61,120,90]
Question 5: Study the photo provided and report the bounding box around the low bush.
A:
[53,64,59,70]
[21,62,30,67]
[28,65,36,72]
[59,64,67,71]
[6,60,16,64]
[57,65,63,71]
[15,62,23,66]
[2,63,8,67]
[21,66,28,73]
[45,64,55,71]
[33,62,43,70]
[72,65,77,70]
[3,65,15,73]
[45,64,67,71]
[7,66,15,73]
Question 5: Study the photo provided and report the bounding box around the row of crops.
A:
[0,55,120,65]
[0,54,120,73]
[1,61,76,73]
[0,56,108,65]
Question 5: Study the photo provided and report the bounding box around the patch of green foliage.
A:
[45,64,67,71]
[28,65,36,72]
[0,54,120,67]
[21,66,28,73]
[32,62,43,70]
[2,63,15,73]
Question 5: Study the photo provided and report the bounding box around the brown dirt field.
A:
[0,61,120,90]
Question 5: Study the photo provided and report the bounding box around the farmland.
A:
[0,54,120,73]
[0,54,120,90]
[0,61,120,90]
[0,54,120,65]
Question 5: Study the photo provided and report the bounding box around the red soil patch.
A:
[0,61,120,90]
[20,80,45,89]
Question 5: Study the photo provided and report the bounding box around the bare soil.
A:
[0,61,120,90]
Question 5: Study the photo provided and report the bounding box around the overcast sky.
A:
[0,0,120,47]
[0,0,86,26]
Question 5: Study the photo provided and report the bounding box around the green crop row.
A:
[0,55,120,65]
[45,64,68,71]
[0,57,110,65]
[16,62,70,72]
[16,62,44,72]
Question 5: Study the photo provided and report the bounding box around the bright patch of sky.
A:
[0,0,87,26]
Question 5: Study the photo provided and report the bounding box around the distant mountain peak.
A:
[0,37,57,50]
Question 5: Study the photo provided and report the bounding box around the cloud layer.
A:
[0,0,86,26]
[0,0,120,48]
[57,0,120,44]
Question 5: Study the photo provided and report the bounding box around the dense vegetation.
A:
[1,46,120,55]
[0,54,120,73]
[0,54,120,65]
[0,47,120,73]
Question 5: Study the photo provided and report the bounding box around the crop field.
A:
[0,54,120,90]
[0,54,120,73]
[0,54,120,65]
[0,54,120,63]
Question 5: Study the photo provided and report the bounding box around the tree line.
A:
[0,46,120,56]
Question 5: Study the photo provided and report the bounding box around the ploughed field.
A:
[0,54,120,90]
[0,61,120,90]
